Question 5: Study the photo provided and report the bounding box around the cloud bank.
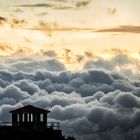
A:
[0,61,140,140]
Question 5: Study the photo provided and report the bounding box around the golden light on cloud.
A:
[97,53,112,60]
[130,53,140,60]
[0,0,139,73]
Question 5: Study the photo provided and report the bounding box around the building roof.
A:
[9,105,50,114]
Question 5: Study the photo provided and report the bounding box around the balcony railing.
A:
[47,122,60,130]
[0,122,12,126]
[0,121,60,130]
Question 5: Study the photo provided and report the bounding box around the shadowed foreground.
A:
[0,126,65,140]
[0,105,76,140]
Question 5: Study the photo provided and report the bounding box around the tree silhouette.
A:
[66,136,76,140]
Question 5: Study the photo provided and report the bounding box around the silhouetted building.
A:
[0,105,64,140]
[10,105,50,128]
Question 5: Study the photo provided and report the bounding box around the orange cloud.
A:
[16,3,53,8]
[11,19,26,28]
[0,44,14,56]
[0,16,7,26]
[96,25,140,34]
[0,43,34,56]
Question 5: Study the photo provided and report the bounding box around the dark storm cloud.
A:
[1,85,30,101]
[14,80,39,95]
[83,50,135,79]
[50,91,140,140]
[0,104,23,121]
[83,70,113,85]
[96,25,140,34]
[0,66,140,139]
[0,69,134,96]
[0,84,30,113]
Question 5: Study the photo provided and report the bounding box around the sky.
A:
[0,0,140,140]
[0,0,140,55]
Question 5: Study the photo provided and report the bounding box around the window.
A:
[40,114,44,122]
[27,113,30,122]
[22,114,25,122]
[17,114,19,122]
[31,114,33,122]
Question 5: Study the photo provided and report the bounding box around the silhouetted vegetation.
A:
[66,136,76,140]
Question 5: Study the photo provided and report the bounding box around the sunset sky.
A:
[1,1,140,140]
[0,0,140,55]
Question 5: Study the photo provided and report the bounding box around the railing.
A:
[47,122,60,130]
[0,122,12,126]
[0,121,60,130]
